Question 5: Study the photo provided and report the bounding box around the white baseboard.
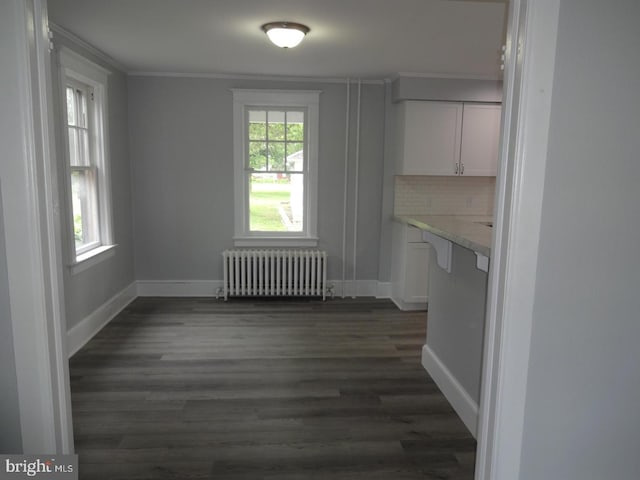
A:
[327,280,390,298]
[67,282,137,357]
[376,282,392,299]
[391,296,428,311]
[421,344,479,437]
[136,280,224,297]
[136,279,391,299]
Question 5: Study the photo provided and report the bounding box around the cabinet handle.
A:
[461,163,465,175]
[455,163,459,175]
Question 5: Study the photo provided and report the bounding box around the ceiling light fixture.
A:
[261,22,310,49]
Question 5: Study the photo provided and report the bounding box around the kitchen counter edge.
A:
[394,214,493,257]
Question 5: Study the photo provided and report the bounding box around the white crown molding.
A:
[49,22,128,73]
[128,70,387,85]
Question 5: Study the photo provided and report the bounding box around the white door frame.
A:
[475,1,561,479]
[0,0,73,453]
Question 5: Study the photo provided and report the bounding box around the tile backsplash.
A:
[394,176,496,216]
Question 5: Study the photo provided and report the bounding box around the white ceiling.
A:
[47,0,508,80]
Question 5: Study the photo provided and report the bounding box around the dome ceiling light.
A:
[261,22,310,49]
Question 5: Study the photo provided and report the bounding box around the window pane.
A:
[288,173,304,232]
[79,129,91,166]
[71,169,99,250]
[268,142,285,171]
[248,141,267,170]
[66,87,76,126]
[68,128,91,167]
[286,111,304,141]
[68,128,79,166]
[79,89,88,128]
[249,173,303,232]
[248,110,266,140]
[286,143,304,172]
[267,111,285,140]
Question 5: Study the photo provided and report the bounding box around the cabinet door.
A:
[399,101,463,176]
[403,242,430,303]
[460,104,502,176]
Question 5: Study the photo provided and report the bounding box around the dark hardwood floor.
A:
[70,297,476,480]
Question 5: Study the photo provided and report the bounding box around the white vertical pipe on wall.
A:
[341,79,350,298]
[351,79,362,298]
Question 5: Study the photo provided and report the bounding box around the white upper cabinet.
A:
[397,101,462,176]
[460,104,502,176]
[396,100,501,177]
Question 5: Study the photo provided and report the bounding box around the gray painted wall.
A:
[0,183,22,453]
[426,244,487,403]
[51,36,136,330]
[520,1,640,479]
[128,77,385,283]
[392,76,502,103]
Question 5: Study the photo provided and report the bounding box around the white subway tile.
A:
[394,175,496,216]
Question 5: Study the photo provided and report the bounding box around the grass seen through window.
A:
[249,175,302,232]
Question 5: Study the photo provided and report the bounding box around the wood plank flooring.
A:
[70,297,476,480]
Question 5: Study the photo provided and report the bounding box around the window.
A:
[59,48,114,270]
[232,90,320,247]
[66,80,99,253]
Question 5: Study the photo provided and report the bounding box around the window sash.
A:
[247,172,305,233]
[65,79,102,256]
[244,107,308,234]
[246,107,307,173]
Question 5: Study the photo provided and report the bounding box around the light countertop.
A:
[394,214,493,257]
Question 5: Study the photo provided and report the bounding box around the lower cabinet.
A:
[391,223,430,311]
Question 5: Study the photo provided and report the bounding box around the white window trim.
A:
[232,89,321,247]
[58,47,114,272]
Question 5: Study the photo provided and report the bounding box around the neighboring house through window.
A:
[232,89,320,247]
[59,48,114,272]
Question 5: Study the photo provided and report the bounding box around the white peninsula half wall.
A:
[395,214,493,437]
[391,167,497,438]
[424,241,488,438]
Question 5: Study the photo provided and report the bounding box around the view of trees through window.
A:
[247,110,305,232]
